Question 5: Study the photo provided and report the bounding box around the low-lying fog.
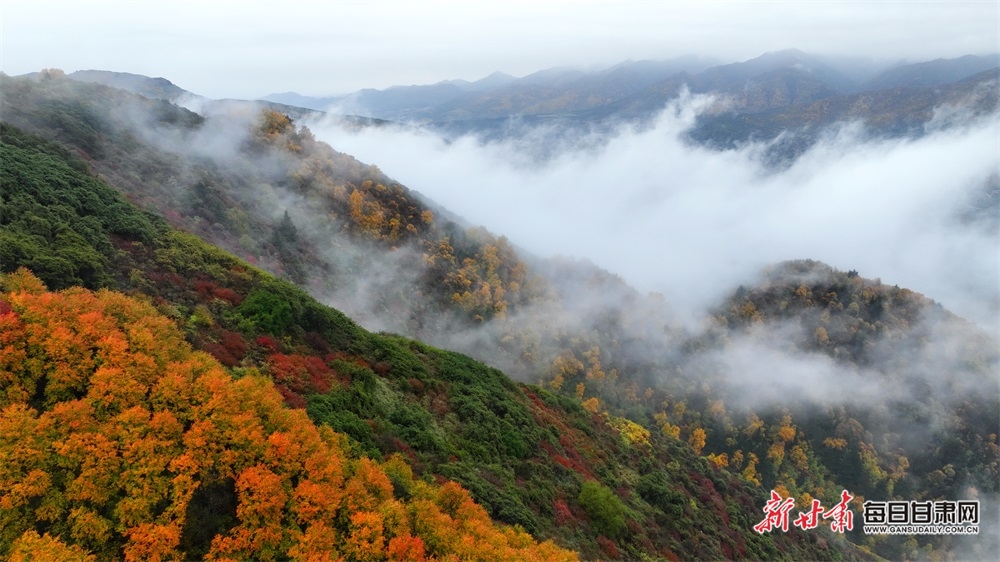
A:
[307,95,999,333]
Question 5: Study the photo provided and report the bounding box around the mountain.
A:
[264,79,485,116]
[860,54,1000,91]
[69,69,194,101]
[262,55,715,123]
[268,50,998,154]
[676,48,859,94]
[464,70,518,91]
[261,91,341,112]
[0,116,868,561]
[2,68,996,561]
[61,71,404,132]
[687,67,1000,164]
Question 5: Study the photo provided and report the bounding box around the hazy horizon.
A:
[3,1,998,99]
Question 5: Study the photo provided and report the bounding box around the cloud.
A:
[691,320,895,408]
[306,96,1000,333]
[687,306,999,414]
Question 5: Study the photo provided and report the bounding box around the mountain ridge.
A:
[261,51,997,133]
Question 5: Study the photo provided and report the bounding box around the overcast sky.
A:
[2,1,998,99]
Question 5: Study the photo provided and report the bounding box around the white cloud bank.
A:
[307,98,999,332]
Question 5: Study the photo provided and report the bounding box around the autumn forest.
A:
[0,61,997,561]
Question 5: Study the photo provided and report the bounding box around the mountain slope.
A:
[694,260,999,559]
[3,69,996,560]
[68,69,191,102]
[0,120,868,560]
[861,54,1000,91]
[0,268,575,562]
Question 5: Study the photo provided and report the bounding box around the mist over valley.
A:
[2,6,998,556]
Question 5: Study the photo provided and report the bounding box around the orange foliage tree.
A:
[0,268,576,562]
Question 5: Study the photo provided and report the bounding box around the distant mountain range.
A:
[44,50,999,165]
[259,50,999,164]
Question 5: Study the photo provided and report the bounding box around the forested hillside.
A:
[0,269,575,561]
[0,120,862,560]
[2,69,997,560]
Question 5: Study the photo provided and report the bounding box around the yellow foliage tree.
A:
[742,453,760,485]
[768,442,786,466]
[688,427,707,455]
[8,531,95,562]
[608,416,650,447]
[731,450,745,469]
[790,445,810,471]
[661,422,681,439]
[348,189,389,239]
[823,437,848,450]
[743,413,764,437]
[707,453,729,468]
[776,415,796,442]
[815,326,830,345]
[583,346,605,381]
